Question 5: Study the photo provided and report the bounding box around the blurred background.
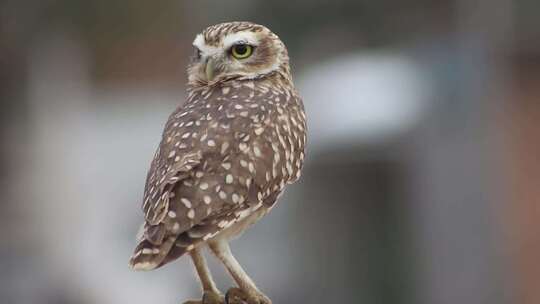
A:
[1,1,539,303]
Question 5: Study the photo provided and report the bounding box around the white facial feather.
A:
[193,34,218,56]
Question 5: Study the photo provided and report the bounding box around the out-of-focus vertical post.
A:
[505,31,540,304]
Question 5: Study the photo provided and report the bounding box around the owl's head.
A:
[187,22,291,87]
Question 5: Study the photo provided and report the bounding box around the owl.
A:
[129,22,307,304]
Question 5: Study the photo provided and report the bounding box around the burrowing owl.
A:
[129,22,307,304]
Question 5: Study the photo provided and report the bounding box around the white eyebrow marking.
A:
[192,31,259,57]
[193,34,217,56]
[222,32,259,49]
[193,34,205,48]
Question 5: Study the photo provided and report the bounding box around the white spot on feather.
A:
[254,127,264,136]
[181,198,192,208]
[253,146,262,157]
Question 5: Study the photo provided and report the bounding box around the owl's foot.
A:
[225,287,271,304]
[183,291,224,304]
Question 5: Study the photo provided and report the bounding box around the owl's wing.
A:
[142,148,202,226]
[130,116,204,270]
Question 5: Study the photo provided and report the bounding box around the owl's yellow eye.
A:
[231,44,253,59]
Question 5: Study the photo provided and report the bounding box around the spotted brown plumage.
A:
[129,22,306,304]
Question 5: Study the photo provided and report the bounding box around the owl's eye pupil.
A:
[231,44,253,59]
[235,45,247,55]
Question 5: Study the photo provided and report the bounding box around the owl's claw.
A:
[225,287,271,304]
[224,288,244,304]
[183,291,224,304]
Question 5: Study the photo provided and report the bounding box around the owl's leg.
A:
[208,239,271,304]
[184,247,224,304]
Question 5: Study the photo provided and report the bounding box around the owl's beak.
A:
[205,58,216,82]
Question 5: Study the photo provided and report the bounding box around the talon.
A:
[255,294,272,304]
[225,287,247,304]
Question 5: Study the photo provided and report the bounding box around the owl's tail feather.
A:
[153,229,206,267]
[129,219,235,270]
[156,222,225,268]
[128,236,175,271]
